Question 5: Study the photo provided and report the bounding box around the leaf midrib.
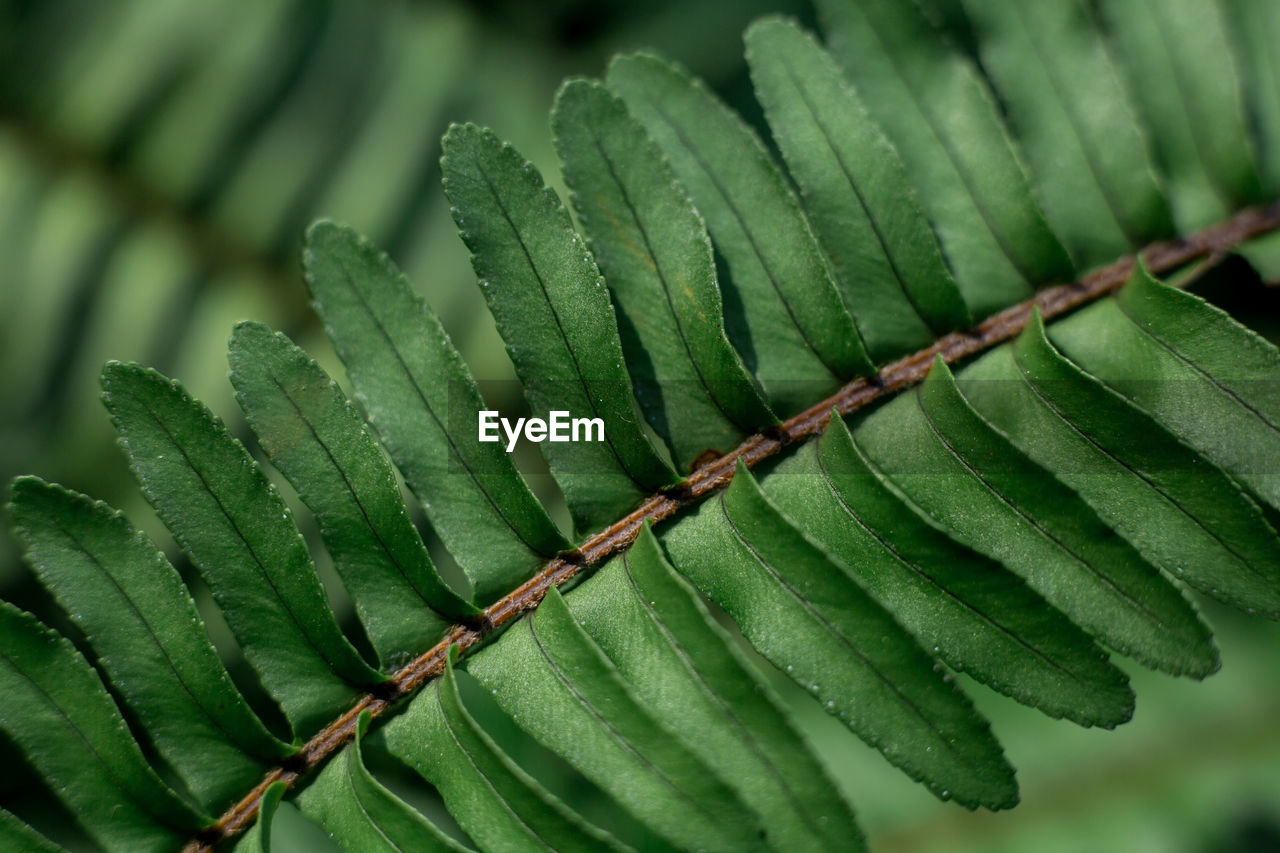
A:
[812,443,1092,686]
[471,157,657,493]
[618,549,824,840]
[1009,341,1267,586]
[772,45,943,335]
[644,96,851,379]
[334,264,547,556]
[141,405,362,690]
[913,384,1175,633]
[263,372,446,619]
[48,516,271,762]
[1004,0,1142,247]
[581,121,757,435]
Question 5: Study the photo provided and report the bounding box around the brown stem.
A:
[184,201,1280,852]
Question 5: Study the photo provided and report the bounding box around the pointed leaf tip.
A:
[441,120,676,532]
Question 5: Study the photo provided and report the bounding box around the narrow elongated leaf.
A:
[745,17,970,360]
[567,525,865,851]
[465,587,767,850]
[229,321,476,665]
[0,807,61,853]
[231,782,285,853]
[1221,0,1280,277]
[763,417,1134,727]
[1224,0,1280,194]
[1049,265,1280,514]
[7,478,291,811]
[958,312,1280,618]
[101,363,382,732]
[661,461,1017,810]
[304,221,567,604]
[386,651,624,853]
[0,602,202,852]
[552,79,776,470]
[297,711,467,852]
[607,52,873,413]
[960,0,1174,266]
[853,358,1218,677]
[816,0,1074,317]
[441,123,675,532]
[1101,0,1265,230]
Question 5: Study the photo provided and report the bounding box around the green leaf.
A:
[852,357,1218,677]
[959,0,1174,267]
[440,123,676,532]
[607,52,873,413]
[0,807,62,853]
[7,477,291,811]
[101,363,382,733]
[958,311,1280,618]
[763,416,1134,727]
[1101,0,1265,230]
[1224,0,1280,194]
[304,220,568,604]
[296,710,467,852]
[465,587,767,850]
[385,649,624,852]
[1049,264,1280,515]
[661,461,1018,810]
[551,79,776,470]
[232,781,286,853]
[815,0,1074,317]
[0,602,202,852]
[744,17,971,359]
[228,321,476,665]
[567,524,865,852]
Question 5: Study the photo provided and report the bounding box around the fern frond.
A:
[5,1,1280,850]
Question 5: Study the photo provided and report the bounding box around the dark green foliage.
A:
[441,123,676,532]
[469,586,770,851]
[764,417,1135,728]
[1052,266,1280,514]
[815,0,1075,317]
[4,0,1280,850]
[552,80,777,469]
[384,654,620,853]
[8,478,291,810]
[303,221,568,602]
[297,711,468,852]
[0,806,61,853]
[567,525,864,851]
[958,0,1175,263]
[1101,0,1265,230]
[744,17,970,358]
[854,359,1218,678]
[960,312,1280,618]
[229,321,477,659]
[607,52,873,412]
[662,462,1018,811]
[100,363,383,732]
[0,0,523,595]
[231,782,285,853]
[0,603,204,851]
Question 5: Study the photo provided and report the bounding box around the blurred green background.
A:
[0,1,1277,850]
